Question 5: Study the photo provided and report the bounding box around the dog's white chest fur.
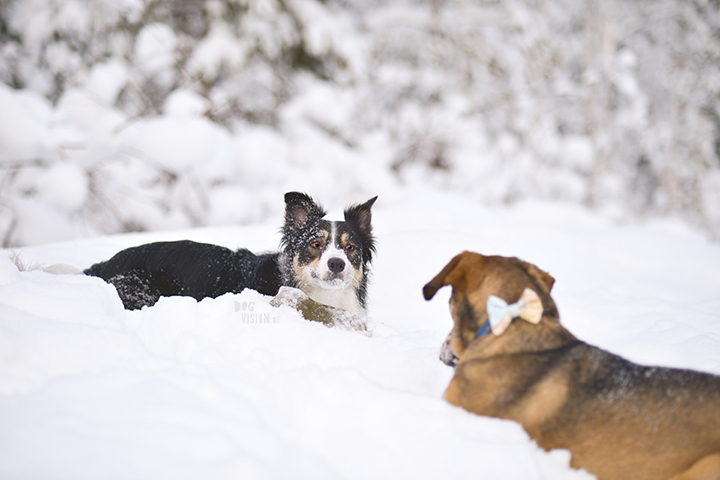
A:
[303,283,364,315]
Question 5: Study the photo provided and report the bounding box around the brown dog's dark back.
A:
[424,251,720,480]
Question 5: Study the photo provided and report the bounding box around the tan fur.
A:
[340,232,352,247]
[670,455,720,480]
[424,251,720,480]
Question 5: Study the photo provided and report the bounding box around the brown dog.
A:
[423,251,720,480]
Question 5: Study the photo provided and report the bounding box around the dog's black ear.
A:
[344,196,378,264]
[284,192,326,229]
[344,196,377,234]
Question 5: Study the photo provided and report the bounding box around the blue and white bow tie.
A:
[484,288,544,336]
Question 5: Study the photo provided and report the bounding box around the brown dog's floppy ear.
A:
[423,252,468,300]
[526,262,555,293]
[508,257,555,293]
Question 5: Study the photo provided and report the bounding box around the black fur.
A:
[84,241,282,310]
[85,192,376,311]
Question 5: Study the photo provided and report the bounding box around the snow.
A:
[165,89,210,118]
[2,192,719,480]
[187,22,249,83]
[117,116,231,173]
[0,84,57,164]
[134,23,178,86]
[5,199,77,246]
[35,162,89,211]
[83,60,130,106]
[2,0,720,477]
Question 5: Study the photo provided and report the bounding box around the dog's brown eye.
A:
[346,244,355,252]
[311,241,322,249]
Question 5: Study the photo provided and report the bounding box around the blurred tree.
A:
[1,0,719,243]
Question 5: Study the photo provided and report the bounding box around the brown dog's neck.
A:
[465,315,579,361]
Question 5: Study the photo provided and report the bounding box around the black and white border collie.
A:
[85,192,377,314]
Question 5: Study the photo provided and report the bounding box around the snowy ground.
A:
[1,189,719,480]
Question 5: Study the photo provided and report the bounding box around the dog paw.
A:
[270,286,368,333]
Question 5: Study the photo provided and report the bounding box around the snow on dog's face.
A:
[296,220,363,290]
[280,192,377,314]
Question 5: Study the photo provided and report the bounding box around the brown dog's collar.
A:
[476,321,492,338]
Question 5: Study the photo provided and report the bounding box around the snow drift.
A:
[1,194,719,479]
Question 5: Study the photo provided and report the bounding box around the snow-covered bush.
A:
[1,0,719,245]
[358,0,720,235]
[0,0,355,245]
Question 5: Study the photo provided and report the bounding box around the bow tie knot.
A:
[485,288,544,336]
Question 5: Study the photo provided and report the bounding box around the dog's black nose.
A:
[327,257,345,273]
